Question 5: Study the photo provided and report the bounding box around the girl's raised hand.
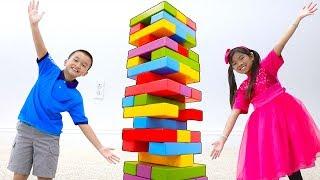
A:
[298,2,317,19]
[28,0,45,25]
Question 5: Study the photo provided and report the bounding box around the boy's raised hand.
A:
[98,146,120,164]
[298,2,317,19]
[28,0,45,25]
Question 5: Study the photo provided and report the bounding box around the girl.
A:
[211,2,320,180]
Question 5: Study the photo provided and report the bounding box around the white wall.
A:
[0,0,319,136]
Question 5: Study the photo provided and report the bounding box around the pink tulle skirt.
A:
[237,91,320,180]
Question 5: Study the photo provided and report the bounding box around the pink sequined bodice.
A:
[238,67,280,98]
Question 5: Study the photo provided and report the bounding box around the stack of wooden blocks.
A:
[122,1,207,179]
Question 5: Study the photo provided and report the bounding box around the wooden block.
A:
[122,96,134,107]
[123,161,138,175]
[136,34,157,47]
[138,152,193,167]
[149,142,202,155]
[128,37,178,59]
[123,103,179,118]
[127,56,148,69]
[188,49,199,62]
[187,18,197,31]
[166,62,200,85]
[125,79,200,102]
[177,44,188,57]
[129,19,176,47]
[183,33,197,48]
[127,57,179,78]
[174,109,203,122]
[133,117,187,130]
[136,72,166,85]
[130,1,177,27]
[176,10,188,24]
[191,131,201,142]
[134,94,185,109]
[130,23,146,35]
[123,174,149,180]
[152,164,206,180]
[151,11,195,37]
[151,47,200,71]
[137,163,152,178]
[122,140,149,152]
[122,128,192,142]
[177,130,191,142]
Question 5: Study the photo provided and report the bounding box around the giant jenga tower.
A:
[122,1,207,179]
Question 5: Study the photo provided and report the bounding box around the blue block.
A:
[170,26,187,44]
[133,117,187,130]
[151,11,196,37]
[127,56,179,79]
[149,142,202,156]
[122,96,134,107]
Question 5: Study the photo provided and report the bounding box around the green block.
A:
[151,47,200,71]
[123,161,138,175]
[130,1,177,27]
[134,94,185,110]
[184,34,197,48]
[152,164,206,180]
[188,50,199,62]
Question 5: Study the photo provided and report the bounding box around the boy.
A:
[7,0,120,179]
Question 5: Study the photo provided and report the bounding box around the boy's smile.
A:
[63,51,92,81]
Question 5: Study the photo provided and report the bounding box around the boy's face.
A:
[64,51,92,79]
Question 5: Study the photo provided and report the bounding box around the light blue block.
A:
[122,96,134,107]
[149,142,202,156]
[151,11,196,37]
[133,117,187,130]
[170,26,187,44]
[127,56,179,79]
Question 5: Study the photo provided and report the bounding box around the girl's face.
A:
[231,52,254,74]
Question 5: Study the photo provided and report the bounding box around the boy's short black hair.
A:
[68,49,93,70]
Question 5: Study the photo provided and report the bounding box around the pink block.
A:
[128,37,178,59]
[187,18,197,31]
[123,174,148,180]
[137,164,151,178]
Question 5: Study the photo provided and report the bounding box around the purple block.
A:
[180,85,192,97]
[137,164,151,178]
[123,174,149,180]
[128,37,178,59]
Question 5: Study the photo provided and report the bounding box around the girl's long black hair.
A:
[227,47,261,108]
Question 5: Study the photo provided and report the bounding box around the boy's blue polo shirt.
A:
[18,52,88,136]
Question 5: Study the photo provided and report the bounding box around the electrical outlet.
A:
[94,80,105,100]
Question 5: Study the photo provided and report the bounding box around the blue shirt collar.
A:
[58,71,78,89]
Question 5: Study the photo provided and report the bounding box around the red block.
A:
[136,72,166,85]
[191,131,201,142]
[137,34,157,47]
[130,23,146,35]
[122,128,178,142]
[122,140,149,152]
[174,109,203,122]
[185,89,202,103]
[177,44,188,57]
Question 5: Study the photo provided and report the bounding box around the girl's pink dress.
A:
[234,50,320,180]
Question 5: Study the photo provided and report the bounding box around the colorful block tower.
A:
[122,1,207,179]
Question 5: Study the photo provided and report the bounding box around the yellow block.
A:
[167,63,200,84]
[176,11,188,24]
[177,130,191,142]
[129,19,176,46]
[138,152,194,167]
[123,103,179,118]
[126,56,147,69]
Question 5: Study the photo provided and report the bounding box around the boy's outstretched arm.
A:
[78,124,120,164]
[28,0,47,59]
[274,2,317,56]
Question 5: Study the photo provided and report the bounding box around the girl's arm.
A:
[211,109,241,159]
[78,124,120,164]
[274,2,317,56]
